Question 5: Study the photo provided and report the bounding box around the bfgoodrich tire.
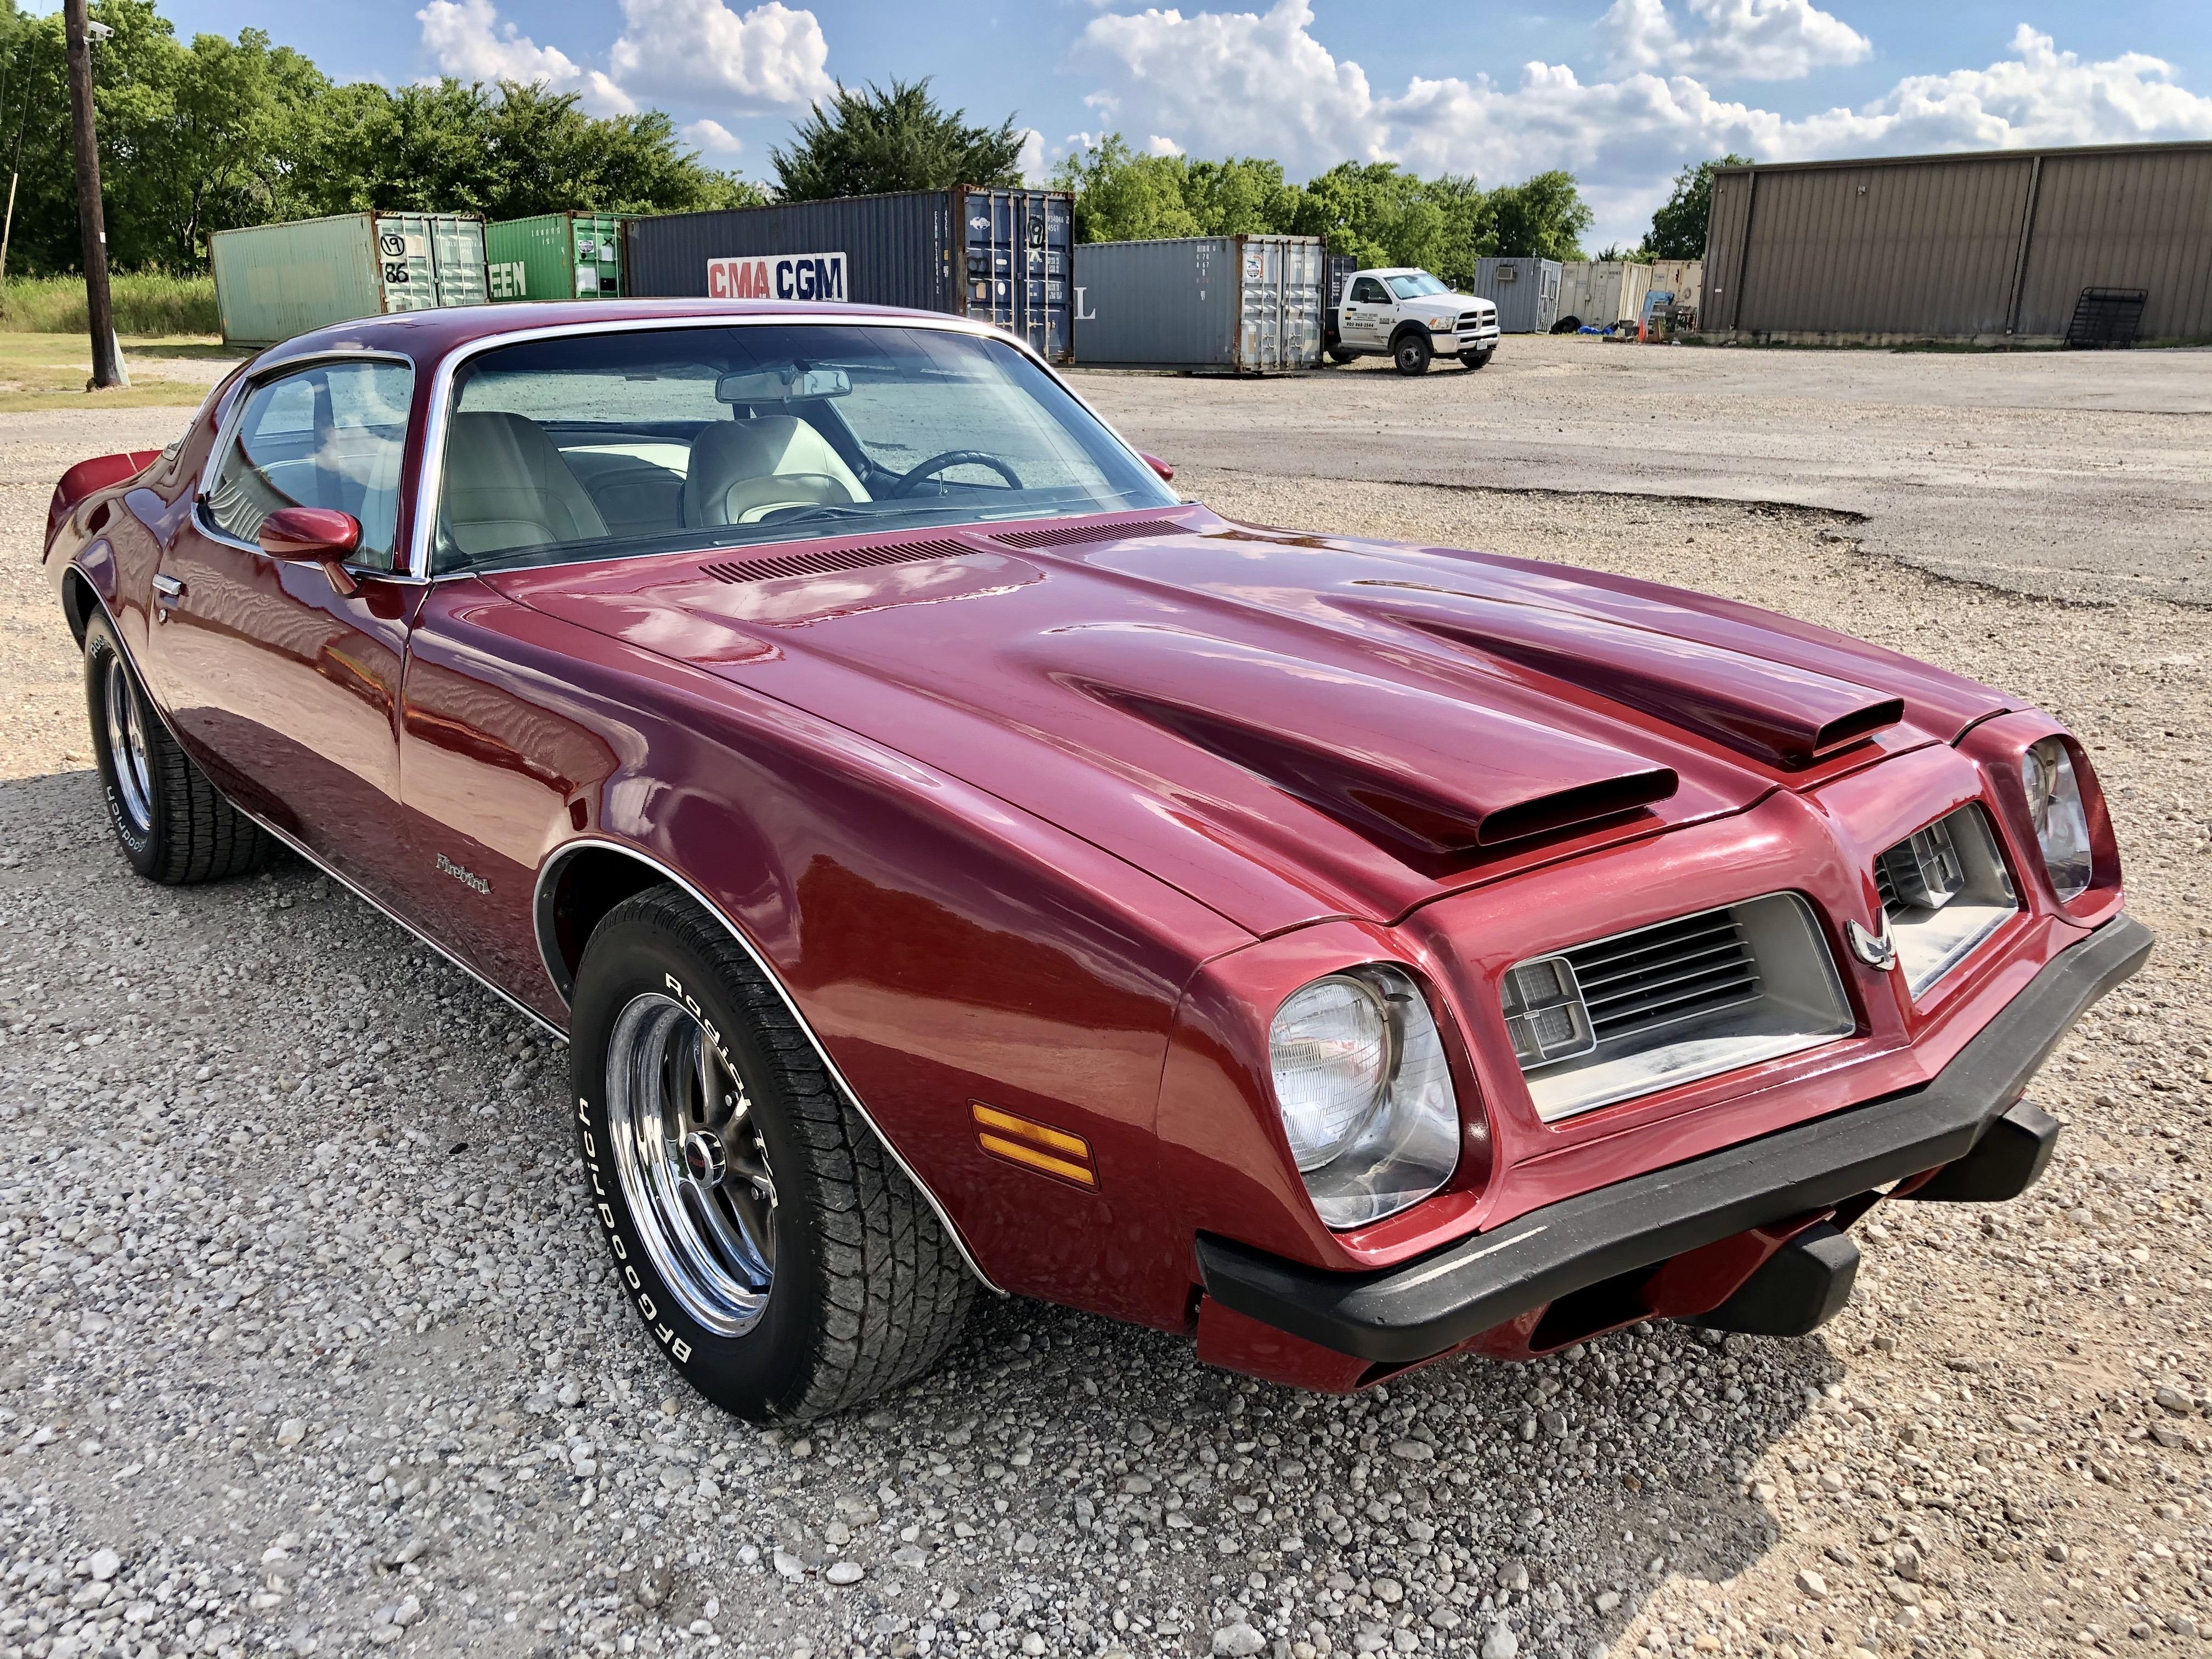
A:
[83,608,272,884]
[569,886,977,1421]
[1392,332,1433,375]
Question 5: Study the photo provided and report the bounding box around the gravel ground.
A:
[1077,337,2212,608]
[2,404,2210,1659]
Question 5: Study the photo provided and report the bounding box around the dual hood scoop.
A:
[1356,588,1904,768]
[1042,626,1678,856]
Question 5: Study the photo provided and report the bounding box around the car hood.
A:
[490,506,2014,936]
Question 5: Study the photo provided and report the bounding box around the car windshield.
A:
[1386,272,1451,300]
[431,323,1176,574]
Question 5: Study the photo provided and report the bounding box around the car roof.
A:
[250,297,974,376]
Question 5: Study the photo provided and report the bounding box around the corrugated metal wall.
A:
[2016,147,2212,338]
[1704,141,2212,342]
[627,192,950,311]
[624,188,1074,361]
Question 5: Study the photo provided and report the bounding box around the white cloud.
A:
[1146,133,1184,155]
[416,0,635,111]
[682,117,744,153]
[1074,4,2212,246]
[417,0,830,126]
[1016,127,1048,184]
[607,0,834,111]
[1600,0,1871,81]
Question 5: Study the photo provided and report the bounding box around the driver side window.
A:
[1349,278,1387,304]
[205,360,413,571]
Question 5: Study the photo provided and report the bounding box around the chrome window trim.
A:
[194,349,426,584]
[531,835,1002,1295]
[407,310,1163,582]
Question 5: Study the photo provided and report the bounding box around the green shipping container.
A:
[211,212,488,347]
[485,212,627,302]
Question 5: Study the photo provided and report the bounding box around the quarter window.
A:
[205,360,413,571]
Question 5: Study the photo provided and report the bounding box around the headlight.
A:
[1429,316,1458,332]
[2020,737,2093,899]
[1268,966,1459,1228]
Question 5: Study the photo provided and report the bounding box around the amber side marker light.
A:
[971,1102,1097,1189]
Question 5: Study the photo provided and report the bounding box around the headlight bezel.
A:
[2018,735,2094,901]
[1266,962,1463,1231]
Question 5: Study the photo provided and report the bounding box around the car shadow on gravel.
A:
[0,767,1836,1659]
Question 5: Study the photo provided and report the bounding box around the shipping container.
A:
[1472,257,1562,333]
[1554,260,1652,330]
[624,188,1074,362]
[1647,258,1703,321]
[1702,140,2212,343]
[211,212,488,348]
[1073,235,1324,373]
[486,211,625,301]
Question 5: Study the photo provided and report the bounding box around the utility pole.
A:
[64,0,121,389]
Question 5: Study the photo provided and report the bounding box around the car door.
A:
[142,355,424,909]
[1342,276,1391,348]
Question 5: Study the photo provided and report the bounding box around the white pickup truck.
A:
[1325,267,1501,374]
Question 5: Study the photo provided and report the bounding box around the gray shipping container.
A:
[1702,140,2212,343]
[1074,235,1325,373]
[624,188,1074,363]
[1472,257,1562,332]
[211,212,488,348]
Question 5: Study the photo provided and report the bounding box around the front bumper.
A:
[1197,912,2151,1367]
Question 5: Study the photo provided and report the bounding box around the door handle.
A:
[151,573,185,622]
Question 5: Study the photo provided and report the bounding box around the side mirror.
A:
[1140,452,1175,483]
[259,506,364,595]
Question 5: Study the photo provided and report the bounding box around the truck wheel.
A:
[1392,333,1432,376]
[83,609,272,884]
[1460,349,1493,371]
[569,885,978,1421]
[1327,347,1358,365]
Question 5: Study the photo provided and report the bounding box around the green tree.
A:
[304,78,761,221]
[1052,136,1200,242]
[772,77,1023,201]
[1644,153,1749,260]
[1487,170,1592,261]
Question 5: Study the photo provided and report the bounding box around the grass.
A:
[0,272,219,336]
[0,329,244,411]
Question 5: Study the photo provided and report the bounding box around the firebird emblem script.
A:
[1847,917,1898,971]
[435,852,490,895]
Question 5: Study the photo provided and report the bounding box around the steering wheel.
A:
[885,450,1023,496]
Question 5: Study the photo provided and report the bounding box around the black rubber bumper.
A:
[1197,913,2153,1365]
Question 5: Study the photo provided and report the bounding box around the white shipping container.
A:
[211,212,489,348]
[1554,261,1652,330]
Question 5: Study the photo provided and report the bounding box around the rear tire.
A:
[569,886,977,1421]
[1392,332,1432,375]
[83,608,272,884]
[1327,347,1358,365]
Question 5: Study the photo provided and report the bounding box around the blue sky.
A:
[163,0,2212,247]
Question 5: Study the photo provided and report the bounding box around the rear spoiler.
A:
[46,450,160,552]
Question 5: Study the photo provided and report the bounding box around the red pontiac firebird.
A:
[46,300,2148,1421]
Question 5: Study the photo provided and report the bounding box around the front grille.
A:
[1459,312,1491,331]
[1561,910,1762,1045]
[1872,805,2018,995]
[1503,892,1852,1122]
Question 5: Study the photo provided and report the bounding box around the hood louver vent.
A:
[991,519,1191,550]
[701,539,973,585]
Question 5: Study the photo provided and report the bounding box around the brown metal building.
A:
[1702,140,2212,344]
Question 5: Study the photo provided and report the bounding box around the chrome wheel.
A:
[605,992,777,1335]
[102,654,154,836]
